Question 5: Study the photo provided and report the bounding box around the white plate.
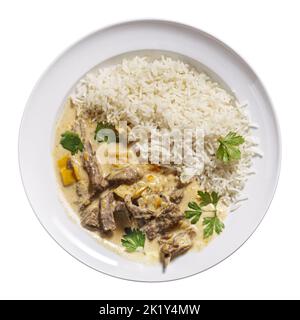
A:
[19,20,281,282]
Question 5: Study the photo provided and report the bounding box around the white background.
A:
[0,0,298,299]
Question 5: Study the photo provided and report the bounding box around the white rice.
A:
[72,56,257,205]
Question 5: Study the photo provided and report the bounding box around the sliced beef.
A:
[80,200,100,230]
[81,193,129,232]
[75,180,97,212]
[99,191,117,232]
[142,204,183,240]
[124,194,155,220]
[169,188,184,204]
[114,200,128,214]
[159,228,196,269]
[107,167,141,186]
[79,192,99,212]
[113,200,131,227]
[77,178,102,212]
[82,141,108,192]
[77,119,108,193]
[76,180,89,199]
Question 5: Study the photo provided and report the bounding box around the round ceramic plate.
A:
[19,20,281,282]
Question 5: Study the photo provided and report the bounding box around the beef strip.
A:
[159,228,196,269]
[99,191,117,232]
[77,119,108,193]
[124,194,155,220]
[76,177,102,212]
[79,192,99,212]
[81,192,130,232]
[142,204,183,240]
[80,200,100,230]
[82,141,108,192]
[75,179,99,212]
[107,166,141,186]
[169,188,184,204]
[76,180,89,199]
[114,200,128,214]
[113,200,131,227]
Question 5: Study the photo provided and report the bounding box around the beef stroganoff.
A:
[53,56,257,268]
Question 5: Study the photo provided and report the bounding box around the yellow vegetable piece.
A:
[132,186,148,199]
[60,167,76,186]
[58,155,80,185]
[113,184,134,199]
[154,196,162,209]
[114,182,147,199]
[57,155,69,169]
[72,164,80,181]
[146,174,155,182]
[112,163,124,168]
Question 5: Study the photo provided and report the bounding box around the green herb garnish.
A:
[185,202,202,224]
[121,228,145,252]
[185,191,225,238]
[197,191,221,207]
[94,122,118,143]
[60,131,84,155]
[203,216,225,239]
[216,132,245,163]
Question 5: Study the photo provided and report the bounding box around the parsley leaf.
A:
[121,228,145,252]
[185,191,224,238]
[203,216,225,239]
[216,132,245,163]
[198,191,221,206]
[185,202,202,224]
[60,131,84,155]
[94,122,118,143]
[185,192,221,224]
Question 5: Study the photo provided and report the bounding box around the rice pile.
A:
[72,56,257,205]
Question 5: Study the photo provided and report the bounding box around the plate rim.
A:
[18,19,282,282]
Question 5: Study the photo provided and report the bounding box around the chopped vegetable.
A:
[203,216,225,239]
[113,184,132,199]
[94,122,119,143]
[60,131,84,155]
[121,228,145,252]
[58,155,80,186]
[57,155,69,169]
[153,196,162,209]
[113,182,148,200]
[146,174,155,182]
[216,132,245,163]
[60,167,77,186]
[72,164,80,180]
[132,186,148,199]
[185,201,202,224]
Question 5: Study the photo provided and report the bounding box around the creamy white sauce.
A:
[53,100,227,264]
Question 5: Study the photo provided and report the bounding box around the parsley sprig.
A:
[185,191,225,238]
[185,202,202,224]
[121,228,145,252]
[94,122,119,143]
[203,216,225,239]
[216,132,245,163]
[198,191,221,207]
[60,131,84,155]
